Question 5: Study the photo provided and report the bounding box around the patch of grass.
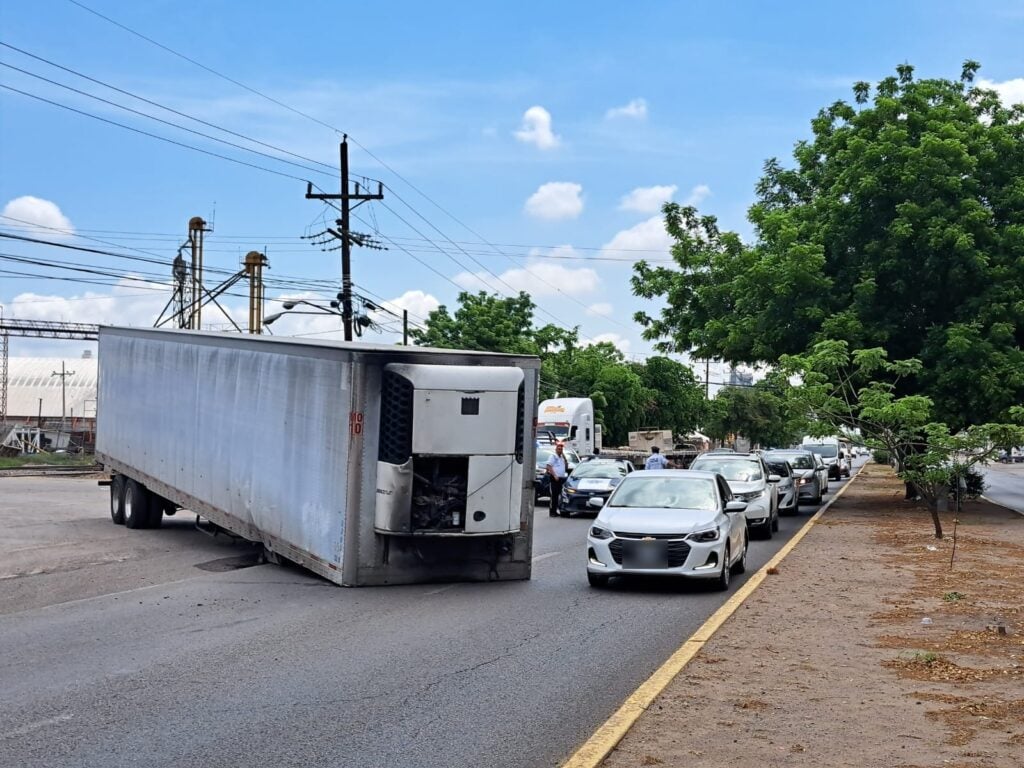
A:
[943,591,967,602]
[0,452,97,469]
[912,651,939,665]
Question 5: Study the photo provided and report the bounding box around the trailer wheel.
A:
[124,479,151,529]
[110,475,126,525]
[144,494,165,529]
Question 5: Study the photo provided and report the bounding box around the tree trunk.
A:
[929,506,944,539]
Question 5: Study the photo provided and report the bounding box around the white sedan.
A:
[585,469,749,590]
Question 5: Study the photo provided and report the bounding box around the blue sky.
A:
[2,0,1022,360]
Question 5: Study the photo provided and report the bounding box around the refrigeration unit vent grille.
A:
[515,382,525,464]
[379,371,414,464]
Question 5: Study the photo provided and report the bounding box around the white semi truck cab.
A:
[536,397,600,456]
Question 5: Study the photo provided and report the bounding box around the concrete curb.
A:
[979,494,1024,517]
[561,467,864,768]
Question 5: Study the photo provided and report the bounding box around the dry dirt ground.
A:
[603,463,1024,768]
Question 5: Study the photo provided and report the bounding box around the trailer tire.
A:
[110,475,126,525]
[123,479,150,529]
[144,494,165,529]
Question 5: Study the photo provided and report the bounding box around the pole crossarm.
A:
[0,318,100,340]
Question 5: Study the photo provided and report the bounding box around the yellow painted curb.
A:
[562,468,864,768]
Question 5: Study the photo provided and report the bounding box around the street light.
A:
[263,309,341,327]
[361,299,409,346]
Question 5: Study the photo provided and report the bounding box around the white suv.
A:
[689,452,780,538]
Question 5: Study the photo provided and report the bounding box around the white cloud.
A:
[978,77,1024,107]
[601,215,672,258]
[366,289,441,341]
[619,185,677,214]
[514,106,560,149]
[605,98,648,120]
[683,184,711,206]
[525,182,584,220]
[453,248,600,298]
[2,196,75,237]
[586,302,614,317]
[582,332,632,355]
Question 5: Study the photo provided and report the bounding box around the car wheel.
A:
[771,510,780,532]
[814,484,823,505]
[110,475,126,525]
[759,516,774,540]
[587,572,609,588]
[730,534,748,575]
[716,545,731,591]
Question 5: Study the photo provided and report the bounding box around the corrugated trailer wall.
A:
[97,330,351,569]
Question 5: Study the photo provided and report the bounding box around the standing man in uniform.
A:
[645,445,671,470]
[546,442,570,516]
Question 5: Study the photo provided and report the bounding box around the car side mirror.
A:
[768,474,781,483]
[725,500,747,513]
[587,497,605,509]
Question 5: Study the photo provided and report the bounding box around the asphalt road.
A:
[981,462,1024,515]
[0,464,863,768]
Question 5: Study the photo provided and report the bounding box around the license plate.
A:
[623,540,668,569]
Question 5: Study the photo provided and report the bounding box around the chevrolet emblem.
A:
[642,536,655,541]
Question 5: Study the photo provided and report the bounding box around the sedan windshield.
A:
[572,461,627,479]
[690,458,763,482]
[804,444,838,458]
[766,452,814,470]
[766,461,790,477]
[609,477,718,510]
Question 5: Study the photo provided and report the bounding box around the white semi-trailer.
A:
[96,327,540,586]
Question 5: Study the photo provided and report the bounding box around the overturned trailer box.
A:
[96,327,540,585]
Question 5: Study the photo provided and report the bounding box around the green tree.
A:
[632,356,706,437]
[544,342,648,445]
[633,62,1024,429]
[702,383,801,449]
[778,340,1024,537]
[410,291,574,356]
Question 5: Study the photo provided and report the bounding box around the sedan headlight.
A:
[565,488,577,494]
[686,527,720,542]
[736,490,765,502]
[589,525,612,540]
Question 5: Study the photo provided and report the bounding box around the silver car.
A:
[586,470,748,590]
[689,452,779,538]
[765,450,828,505]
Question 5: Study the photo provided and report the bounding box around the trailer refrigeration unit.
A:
[96,327,540,586]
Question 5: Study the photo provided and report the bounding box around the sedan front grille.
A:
[608,538,691,567]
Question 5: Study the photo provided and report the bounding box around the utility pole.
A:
[51,361,75,439]
[305,137,383,341]
[0,308,8,428]
[705,359,710,399]
[402,309,408,347]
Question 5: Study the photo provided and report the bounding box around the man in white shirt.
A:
[546,442,570,517]
[644,445,671,471]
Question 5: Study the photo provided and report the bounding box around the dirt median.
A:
[602,462,1024,768]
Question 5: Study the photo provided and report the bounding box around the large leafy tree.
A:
[631,356,706,437]
[633,62,1024,429]
[410,291,574,355]
[702,383,802,449]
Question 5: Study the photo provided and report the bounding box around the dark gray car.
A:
[763,450,828,505]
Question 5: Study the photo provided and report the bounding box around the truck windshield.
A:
[804,444,838,458]
[537,424,569,439]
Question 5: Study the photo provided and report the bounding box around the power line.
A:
[0,59,333,179]
[0,84,311,182]
[0,41,339,175]
[66,0,342,137]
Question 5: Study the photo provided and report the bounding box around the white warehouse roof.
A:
[3,357,98,419]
